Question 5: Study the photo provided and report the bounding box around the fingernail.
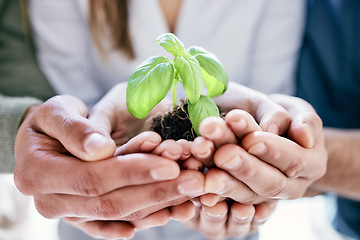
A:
[194,139,214,158]
[178,179,204,195]
[196,149,212,159]
[162,150,181,160]
[303,123,314,148]
[222,155,242,169]
[151,165,179,180]
[191,199,202,208]
[231,116,247,129]
[248,142,266,156]
[253,217,267,225]
[84,133,111,156]
[232,213,251,223]
[204,126,223,139]
[140,140,159,150]
[204,209,227,219]
[267,123,280,134]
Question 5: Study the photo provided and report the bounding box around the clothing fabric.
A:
[0,0,55,173]
[0,1,52,238]
[296,0,360,239]
[0,95,42,173]
[29,0,305,108]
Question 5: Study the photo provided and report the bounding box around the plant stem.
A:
[172,77,178,109]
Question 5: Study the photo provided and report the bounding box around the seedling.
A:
[126,33,228,135]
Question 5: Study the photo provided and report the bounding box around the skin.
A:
[14,82,327,239]
[271,95,360,201]
[14,94,204,239]
[183,111,278,239]
[201,84,327,204]
[182,85,327,239]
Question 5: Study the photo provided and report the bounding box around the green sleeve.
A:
[0,95,42,173]
[0,0,56,172]
[0,0,55,101]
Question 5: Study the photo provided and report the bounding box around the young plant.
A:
[126,33,228,135]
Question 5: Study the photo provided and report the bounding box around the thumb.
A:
[34,95,116,161]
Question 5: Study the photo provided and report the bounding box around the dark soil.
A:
[150,101,196,141]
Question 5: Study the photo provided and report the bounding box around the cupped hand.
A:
[196,92,326,204]
[185,199,277,239]
[88,82,172,146]
[14,95,204,239]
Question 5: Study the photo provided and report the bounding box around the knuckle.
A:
[121,210,146,221]
[14,174,31,195]
[34,198,57,219]
[74,168,103,196]
[307,112,323,131]
[283,155,305,178]
[14,166,36,195]
[239,193,262,205]
[311,151,328,180]
[236,164,257,180]
[61,117,79,142]
[262,178,286,198]
[95,196,125,219]
[150,186,170,204]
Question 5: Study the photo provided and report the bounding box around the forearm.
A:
[309,128,360,200]
[0,95,42,173]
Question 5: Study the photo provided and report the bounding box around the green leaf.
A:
[188,46,228,97]
[188,95,220,136]
[174,55,203,104]
[126,56,174,119]
[156,33,186,56]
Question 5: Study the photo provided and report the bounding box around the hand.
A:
[198,92,327,204]
[88,82,172,146]
[14,95,204,239]
[185,199,277,239]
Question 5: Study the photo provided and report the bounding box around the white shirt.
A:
[29,0,305,108]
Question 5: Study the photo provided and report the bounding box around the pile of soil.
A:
[150,101,196,141]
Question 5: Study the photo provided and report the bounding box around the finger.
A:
[227,203,255,238]
[199,201,228,239]
[170,201,196,222]
[182,156,204,171]
[200,193,221,207]
[224,109,262,140]
[33,170,205,220]
[198,116,237,148]
[185,198,202,229]
[204,168,264,204]
[152,139,183,160]
[256,101,291,135]
[33,96,116,161]
[252,200,277,227]
[131,208,170,230]
[88,82,147,146]
[115,131,162,156]
[213,83,291,135]
[16,152,180,196]
[64,218,135,240]
[214,144,303,200]
[191,137,215,167]
[242,131,326,180]
[272,95,323,148]
[177,139,192,160]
